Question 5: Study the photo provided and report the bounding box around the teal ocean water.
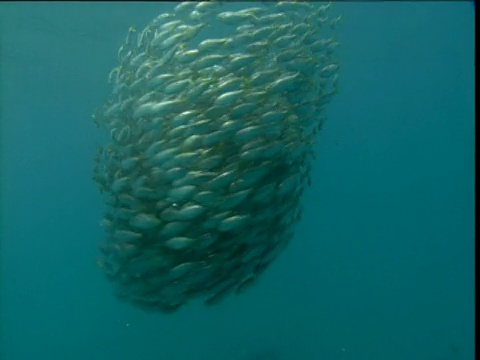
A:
[0,2,474,360]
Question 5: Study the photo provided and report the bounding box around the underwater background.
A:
[0,2,474,360]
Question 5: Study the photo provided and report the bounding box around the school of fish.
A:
[92,1,340,314]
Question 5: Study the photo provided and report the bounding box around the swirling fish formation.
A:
[92,1,340,314]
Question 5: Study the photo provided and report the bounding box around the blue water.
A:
[0,2,474,360]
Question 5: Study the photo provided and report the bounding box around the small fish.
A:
[120,157,140,171]
[159,20,183,32]
[194,191,217,205]
[191,54,227,70]
[172,110,199,127]
[198,38,232,52]
[164,79,192,95]
[129,213,161,230]
[175,49,201,64]
[147,148,180,166]
[148,73,175,89]
[217,11,257,26]
[167,185,197,202]
[164,236,196,250]
[330,15,342,30]
[235,125,264,143]
[250,69,279,87]
[266,72,300,93]
[229,102,257,119]
[170,262,196,279]
[228,53,257,71]
[114,229,142,243]
[216,189,251,211]
[111,176,130,193]
[208,171,236,190]
[214,90,243,107]
[174,1,196,16]
[320,63,339,78]
[147,99,184,118]
[176,204,206,221]
[159,221,189,238]
[276,48,302,63]
[217,76,242,93]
